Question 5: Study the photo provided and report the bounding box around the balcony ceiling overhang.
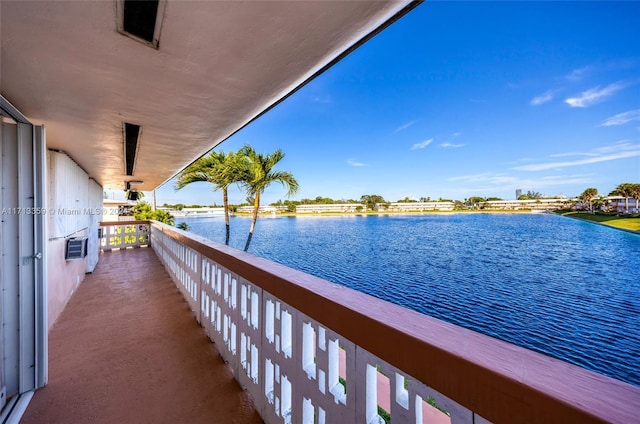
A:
[1,1,416,191]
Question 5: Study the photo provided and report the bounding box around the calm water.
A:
[177,213,640,386]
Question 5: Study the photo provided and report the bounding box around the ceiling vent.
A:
[116,0,165,48]
[123,122,141,176]
[66,237,88,260]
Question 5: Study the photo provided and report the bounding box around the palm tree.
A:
[240,145,299,251]
[609,183,635,213]
[175,151,247,245]
[579,187,598,212]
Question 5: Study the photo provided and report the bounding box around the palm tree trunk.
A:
[223,187,230,245]
[244,192,260,252]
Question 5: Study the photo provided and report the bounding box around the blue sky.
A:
[148,1,640,206]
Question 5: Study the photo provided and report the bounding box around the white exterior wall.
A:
[166,207,226,217]
[384,202,454,211]
[296,204,362,213]
[46,151,102,329]
[236,206,279,213]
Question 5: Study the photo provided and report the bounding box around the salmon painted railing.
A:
[101,221,640,423]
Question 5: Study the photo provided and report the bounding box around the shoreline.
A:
[231,209,543,218]
[557,213,640,235]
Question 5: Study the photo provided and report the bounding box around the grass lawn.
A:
[605,219,640,231]
[556,211,640,232]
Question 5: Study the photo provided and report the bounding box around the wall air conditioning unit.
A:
[65,237,88,260]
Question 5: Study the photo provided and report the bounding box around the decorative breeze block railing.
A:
[99,221,150,250]
[148,222,640,424]
[149,225,477,423]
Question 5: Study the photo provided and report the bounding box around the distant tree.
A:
[133,201,175,225]
[397,196,417,203]
[360,194,386,210]
[592,197,605,212]
[438,197,453,202]
[316,196,337,204]
[240,145,299,251]
[485,197,502,201]
[419,197,431,202]
[579,187,598,212]
[526,190,542,199]
[517,194,529,200]
[453,200,465,210]
[466,196,485,208]
[297,196,338,204]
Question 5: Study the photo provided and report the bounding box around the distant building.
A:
[296,204,362,213]
[484,198,571,210]
[159,207,225,217]
[515,189,522,199]
[381,202,455,212]
[236,205,285,214]
[604,197,639,214]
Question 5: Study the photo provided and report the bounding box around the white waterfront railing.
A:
[143,221,639,424]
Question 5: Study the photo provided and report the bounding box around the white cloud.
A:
[592,141,638,154]
[347,159,367,167]
[601,110,640,127]
[565,81,628,108]
[452,132,462,137]
[440,142,465,148]
[512,142,640,171]
[530,90,555,106]
[395,120,417,132]
[548,152,595,158]
[566,66,592,81]
[411,138,433,150]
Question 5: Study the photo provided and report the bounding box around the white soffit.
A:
[0,1,416,190]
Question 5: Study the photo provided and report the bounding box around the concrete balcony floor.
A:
[22,247,263,424]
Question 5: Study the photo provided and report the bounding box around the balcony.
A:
[23,221,640,423]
